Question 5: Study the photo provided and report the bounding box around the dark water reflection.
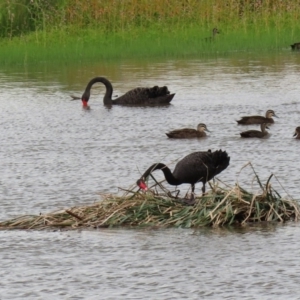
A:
[0,51,300,298]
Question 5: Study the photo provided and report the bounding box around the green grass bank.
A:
[1,0,300,65]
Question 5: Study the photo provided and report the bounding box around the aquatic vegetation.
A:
[0,164,299,230]
[0,25,297,66]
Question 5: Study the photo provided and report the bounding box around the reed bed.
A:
[2,0,300,37]
[1,0,300,65]
[0,166,299,230]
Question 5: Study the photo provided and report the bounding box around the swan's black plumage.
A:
[136,150,230,202]
[291,42,300,50]
[80,77,175,107]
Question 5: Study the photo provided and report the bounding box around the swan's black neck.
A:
[140,163,181,186]
[83,77,114,105]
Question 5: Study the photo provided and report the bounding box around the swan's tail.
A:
[211,149,230,175]
[148,85,170,97]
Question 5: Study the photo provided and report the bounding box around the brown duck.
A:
[240,123,270,138]
[136,149,230,204]
[291,43,300,50]
[237,109,278,125]
[166,123,210,139]
[293,127,300,139]
[205,28,220,41]
[71,77,175,108]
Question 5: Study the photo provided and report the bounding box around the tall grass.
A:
[2,0,299,35]
[0,0,300,65]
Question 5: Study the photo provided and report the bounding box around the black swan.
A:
[72,77,175,107]
[291,43,300,50]
[136,149,230,204]
[166,123,210,139]
[240,123,270,138]
[237,109,278,125]
[293,127,300,139]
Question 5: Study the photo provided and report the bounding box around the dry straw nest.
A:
[0,163,299,230]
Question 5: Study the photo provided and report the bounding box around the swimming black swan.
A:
[72,77,175,107]
[291,43,300,50]
[293,127,300,139]
[240,123,270,138]
[136,149,230,204]
[166,123,210,139]
[236,109,278,125]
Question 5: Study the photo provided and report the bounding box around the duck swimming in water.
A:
[291,43,300,51]
[237,109,278,125]
[240,123,270,138]
[293,127,300,139]
[205,28,220,41]
[166,123,210,139]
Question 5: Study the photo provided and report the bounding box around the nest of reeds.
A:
[0,163,299,230]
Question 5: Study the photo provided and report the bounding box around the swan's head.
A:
[137,178,148,191]
[81,91,90,108]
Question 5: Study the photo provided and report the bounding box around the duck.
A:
[136,149,230,204]
[291,43,300,50]
[293,127,300,139]
[240,123,270,138]
[71,77,175,107]
[166,123,210,139]
[205,28,220,41]
[236,109,278,125]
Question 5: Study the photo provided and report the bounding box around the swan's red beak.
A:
[137,179,148,191]
[82,99,89,108]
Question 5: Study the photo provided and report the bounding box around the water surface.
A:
[0,51,300,299]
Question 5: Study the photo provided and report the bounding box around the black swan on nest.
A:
[136,149,230,204]
[72,77,175,107]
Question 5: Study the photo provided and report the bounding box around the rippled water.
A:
[1,52,300,298]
